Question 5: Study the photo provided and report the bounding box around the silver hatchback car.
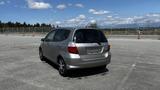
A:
[39,28,111,76]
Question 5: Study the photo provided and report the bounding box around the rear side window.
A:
[53,29,70,41]
[74,29,108,43]
[45,31,55,41]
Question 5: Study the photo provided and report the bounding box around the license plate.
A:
[87,48,102,54]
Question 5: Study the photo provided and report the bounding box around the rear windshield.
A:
[74,29,108,43]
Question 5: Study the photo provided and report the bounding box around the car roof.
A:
[54,28,98,31]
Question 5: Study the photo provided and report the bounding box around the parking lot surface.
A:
[0,35,160,90]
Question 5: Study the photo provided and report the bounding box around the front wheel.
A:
[58,58,68,76]
[99,65,107,70]
[39,48,45,61]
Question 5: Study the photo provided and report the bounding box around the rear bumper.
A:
[65,52,111,70]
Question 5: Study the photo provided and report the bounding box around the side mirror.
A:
[41,38,45,41]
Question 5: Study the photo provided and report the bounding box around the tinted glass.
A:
[45,31,55,41]
[54,29,70,41]
[74,29,107,43]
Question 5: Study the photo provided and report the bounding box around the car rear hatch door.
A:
[73,29,108,61]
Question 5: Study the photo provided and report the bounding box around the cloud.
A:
[75,3,84,8]
[0,0,11,5]
[107,16,113,18]
[56,4,66,10]
[67,14,86,23]
[55,21,61,25]
[0,1,5,5]
[65,14,86,26]
[89,9,95,13]
[52,12,160,28]
[26,0,52,9]
[133,13,160,24]
[90,20,97,24]
[89,9,110,15]
[98,13,160,27]
[61,13,160,27]
[100,16,134,25]
[78,14,86,19]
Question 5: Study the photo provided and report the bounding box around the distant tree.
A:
[15,22,21,27]
[48,24,51,27]
[27,24,33,27]
[23,22,27,27]
[0,21,2,27]
[7,21,15,27]
[41,23,46,27]
[0,21,54,28]
[56,25,59,28]
[51,24,55,28]
[34,23,40,27]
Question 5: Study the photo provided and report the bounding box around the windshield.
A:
[74,29,108,43]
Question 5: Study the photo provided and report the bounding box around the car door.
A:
[48,29,71,63]
[43,30,55,60]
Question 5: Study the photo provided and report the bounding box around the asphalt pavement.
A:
[0,34,160,90]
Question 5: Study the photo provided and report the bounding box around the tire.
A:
[39,48,45,61]
[99,65,107,70]
[58,58,68,76]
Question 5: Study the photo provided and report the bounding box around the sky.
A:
[0,0,160,27]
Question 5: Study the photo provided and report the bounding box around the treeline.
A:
[102,28,160,35]
[0,21,53,28]
[0,21,160,35]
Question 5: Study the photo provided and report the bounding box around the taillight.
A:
[107,44,111,51]
[68,47,78,54]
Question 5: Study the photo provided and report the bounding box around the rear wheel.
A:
[58,58,67,76]
[39,48,45,61]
